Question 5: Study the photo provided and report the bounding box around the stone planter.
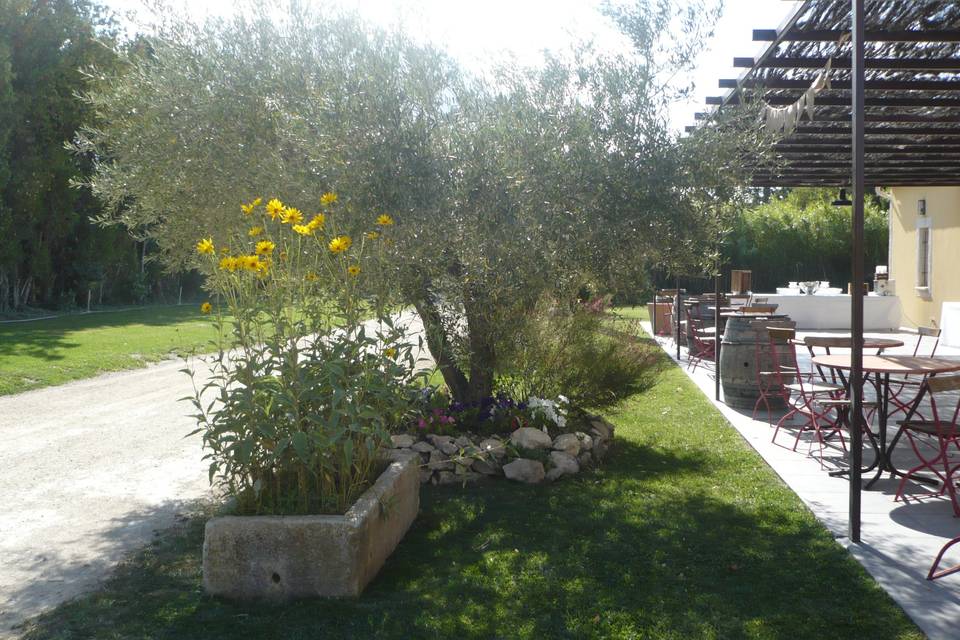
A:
[202,455,419,601]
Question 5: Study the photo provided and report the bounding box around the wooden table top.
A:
[802,336,905,350]
[721,312,789,319]
[812,354,960,375]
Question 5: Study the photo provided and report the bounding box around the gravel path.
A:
[0,310,427,637]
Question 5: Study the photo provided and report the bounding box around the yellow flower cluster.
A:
[376,214,394,226]
[219,254,268,274]
[196,238,215,255]
[200,301,212,314]
[248,226,264,237]
[255,240,275,255]
[347,265,361,276]
[241,197,262,215]
[320,192,338,206]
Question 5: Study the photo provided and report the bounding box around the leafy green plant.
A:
[496,300,659,410]
[186,194,419,515]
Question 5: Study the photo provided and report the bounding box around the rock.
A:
[577,450,593,468]
[411,441,436,454]
[576,431,594,451]
[438,470,484,485]
[419,470,434,484]
[510,427,553,450]
[383,448,418,463]
[552,433,581,456]
[390,434,415,449]
[546,450,580,481]
[594,439,609,461]
[428,434,459,456]
[502,458,545,484]
[590,419,612,440]
[427,450,454,471]
[479,438,507,458]
[454,435,474,449]
[472,458,501,475]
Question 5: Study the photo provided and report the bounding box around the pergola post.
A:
[676,275,682,361]
[714,272,721,401]
[849,0,866,544]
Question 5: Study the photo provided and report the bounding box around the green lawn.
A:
[0,305,221,395]
[18,319,922,640]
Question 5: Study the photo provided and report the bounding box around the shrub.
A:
[186,194,418,515]
[496,300,658,410]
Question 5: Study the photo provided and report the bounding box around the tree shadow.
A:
[0,306,207,363]
[19,436,922,640]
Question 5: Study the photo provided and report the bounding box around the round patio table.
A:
[810,355,960,487]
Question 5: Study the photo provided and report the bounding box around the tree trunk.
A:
[462,285,496,402]
[413,294,471,403]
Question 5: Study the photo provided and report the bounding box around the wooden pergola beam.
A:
[753,29,960,43]
[720,78,960,91]
[733,56,960,70]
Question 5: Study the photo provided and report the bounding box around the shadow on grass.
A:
[0,306,206,363]
[20,437,921,640]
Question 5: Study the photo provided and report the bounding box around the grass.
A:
[0,305,223,395]
[18,315,923,640]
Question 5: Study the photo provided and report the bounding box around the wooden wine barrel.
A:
[720,316,796,410]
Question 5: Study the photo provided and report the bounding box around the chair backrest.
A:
[914,326,942,357]
[766,327,799,387]
[803,336,850,383]
[919,375,960,430]
[728,295,750,308]
[751,296,769,304]
[741,305,778,314]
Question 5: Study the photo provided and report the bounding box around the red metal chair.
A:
[685,306,716,372]
[894,374,960,517]
[769,329,846,463]
[929,535,960,580]
[753,329,796,425]
[887,327,942,422]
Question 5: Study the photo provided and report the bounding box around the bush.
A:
[186,194,417,515]
[496,300,659,410]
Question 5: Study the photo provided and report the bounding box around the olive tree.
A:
[75,0,757,402]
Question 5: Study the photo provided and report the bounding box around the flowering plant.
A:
[186,193,416,515]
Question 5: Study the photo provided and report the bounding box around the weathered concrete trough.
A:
[202,455,419,600]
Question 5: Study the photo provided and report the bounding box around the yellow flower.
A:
[320,192,338,206]
[292,224,313,236]
[307,213,325,231]
[252,197,262,207]
[196,238,215,255]
[256,258,271,276]
[328,235,352,254]
[239,255,261,271]
[280,207,304,225]
[305,271,319,282]
[255,240,275,255]
[376,214,394,226]
[266,198,284,220]
[241,201,255,215]
[248,226,264,237]
[347,264,361,276]
[219,256,238,272]
[384,347,397,358]
[365,231,380,240]
[200,301,212,314]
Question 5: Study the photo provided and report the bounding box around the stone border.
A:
[202,455,420,600]
[385,416,615,485]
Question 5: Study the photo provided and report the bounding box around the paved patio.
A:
[643,322,960,640]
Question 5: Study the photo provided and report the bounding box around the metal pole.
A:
[676,276,682,361]
[652,286,657,337]
[849,0,865,544]
[714,272,721,401]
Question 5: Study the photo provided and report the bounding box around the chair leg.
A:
[929,536,960,580]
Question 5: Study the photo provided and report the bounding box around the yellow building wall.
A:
[889,186,960,329]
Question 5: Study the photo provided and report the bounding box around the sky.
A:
[106,0,802,132]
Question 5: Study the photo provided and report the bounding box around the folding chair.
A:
[894,375,960,517]
[887,327,942,422]
[685,306,716,372]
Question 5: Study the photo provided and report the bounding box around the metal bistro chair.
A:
[887,327,942,422]
[740,305,778,315]
[769,329,846,464]
[894,375,960,518]
[685,306,716,372]
[753,327,796,425]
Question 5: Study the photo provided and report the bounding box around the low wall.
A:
[757,294,901,330]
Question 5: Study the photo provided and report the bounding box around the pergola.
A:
[688,0,960,543]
